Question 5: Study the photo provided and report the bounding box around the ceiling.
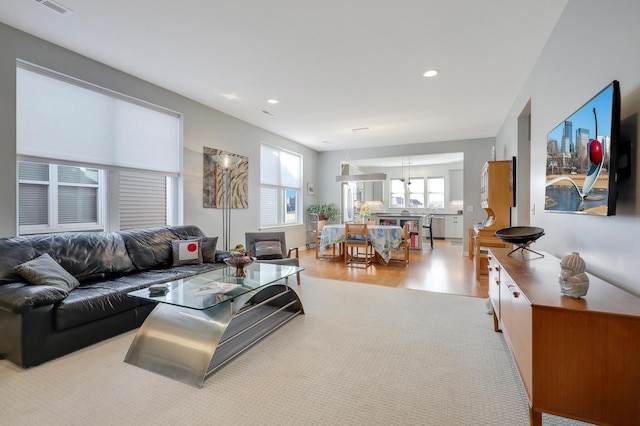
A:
[0,0,567,152]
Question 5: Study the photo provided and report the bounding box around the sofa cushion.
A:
[54,263,225,330]
[0,282,69,314]
[0,236,36,284]
[254,239,283,260]
[49,232,136,282]
[0,232,136,285]
[15,253,80,292]
[172,238,203,266]
[200,236,218,263]
[120,225,206,270]
[55,280,143,331]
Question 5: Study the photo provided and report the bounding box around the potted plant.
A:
[322,203,340,222]
[307,204,324,218]
[307,203,340,222]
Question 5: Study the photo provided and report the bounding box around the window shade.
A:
[19,184,48,226]
[119,171,167,230]
[260,144,301,187]
[260,187,278,227]
[58,186,97,224]
[16,63,181,175]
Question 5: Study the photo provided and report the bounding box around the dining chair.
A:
[344,222,374,267]
[316,220,340,259]
[388,222,410,266]
[245,232,300,285]
[423,215,434,249]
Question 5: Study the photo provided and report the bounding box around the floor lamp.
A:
[210,154,242,251]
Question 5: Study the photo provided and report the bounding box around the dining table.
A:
[318,224,404,264]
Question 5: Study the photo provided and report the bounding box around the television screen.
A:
[545,80,620,216]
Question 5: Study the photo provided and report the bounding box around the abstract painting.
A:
[203,146,248,208]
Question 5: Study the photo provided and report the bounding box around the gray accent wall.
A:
[0,23,317,248]
[496,0,640,294]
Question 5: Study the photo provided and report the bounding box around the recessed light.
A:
[352,127,370,133]
[262,110,275,117]
[222,93,240,100]
[322,140,331,144]
[267,99,279,104]
[423,69,439,78]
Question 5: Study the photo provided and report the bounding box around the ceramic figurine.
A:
[559,251,589,298]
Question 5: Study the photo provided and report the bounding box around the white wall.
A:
[496,0,640,294]
[0,23,317,249]
[317,138,495,252]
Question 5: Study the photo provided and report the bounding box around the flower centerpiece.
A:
[360,203,371,222]
[224,244,254,277]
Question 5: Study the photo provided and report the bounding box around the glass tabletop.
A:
[127,262,303,310]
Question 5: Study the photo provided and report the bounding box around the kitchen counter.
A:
[375,214,424,250]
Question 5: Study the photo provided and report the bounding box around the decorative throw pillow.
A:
[254,239,283,260]
[188,235,218,263]
[171,238,203,266]
[15,253,80,291]
[200,236,218,263]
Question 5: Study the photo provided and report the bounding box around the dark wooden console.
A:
[488,248,640,426]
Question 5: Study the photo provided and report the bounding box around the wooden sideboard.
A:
[488,248,640,426]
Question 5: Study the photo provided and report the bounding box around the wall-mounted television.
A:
[545,80,626,216]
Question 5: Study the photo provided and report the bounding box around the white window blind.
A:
[16,62,181,175]
[18,161,102,234]
[18,162,49,226]
[260,187,278,227]
[119,171,167,230]
[260,144,302,227]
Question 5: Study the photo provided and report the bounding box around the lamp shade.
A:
[210,154,242,169]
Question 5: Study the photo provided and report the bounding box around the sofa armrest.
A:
[287,247,299,259]
[0,283,69,314]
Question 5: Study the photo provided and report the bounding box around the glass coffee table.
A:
[124,263,304,388]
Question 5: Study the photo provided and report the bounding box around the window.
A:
[18,161,171,235]
[19,161,102,234]
[408,178,425,208]
[260,144,302,227]
[16,61,179,235]
[390,179,405,208]
[427,177,445,209]
[16,62,181,174]
[118,171,168,230]
[390,177,425,208]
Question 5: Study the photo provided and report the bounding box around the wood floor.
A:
[298,238,488,298]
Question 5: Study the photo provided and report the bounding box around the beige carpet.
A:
[0,277,589,425]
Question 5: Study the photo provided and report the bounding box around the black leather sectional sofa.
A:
[0,225,227,367]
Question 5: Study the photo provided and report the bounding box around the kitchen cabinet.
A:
[444,215,463,239]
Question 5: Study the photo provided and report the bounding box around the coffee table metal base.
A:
[124,284,303,388]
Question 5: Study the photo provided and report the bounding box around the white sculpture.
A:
[559,252,589,298]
